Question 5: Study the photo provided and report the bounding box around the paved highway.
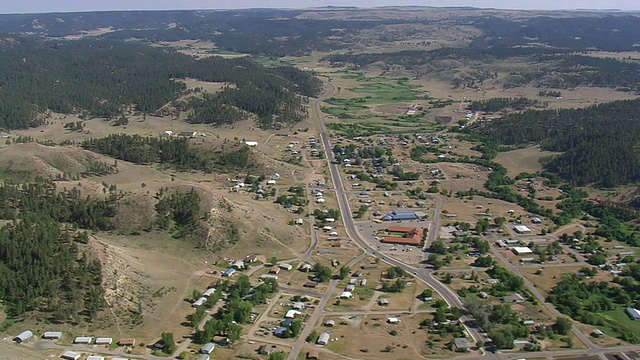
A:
[311,80,486,345]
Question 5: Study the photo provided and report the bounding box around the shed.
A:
[346,284,355,291]
[244,141,258,146]
[266,180,276,186]
[95,337,113,345]
[200,342,216,354]
[279,263,293,271]
[86,356,105,360]
[61,351,81,360]
[258,345,282,355]
[73,336,93,344]
[360,278,367,286]
[378,298,389,306]
[317,332,330,345]
[306,349,320,360]
[14,330,33,343]
[324,319,336,327]
[387,317,400,324]
[202,288,216,297]
[454,338,470,351]
[43,331,63,340]
[304,282,318,288]
[177,131,197,138]
[503,293,525,303]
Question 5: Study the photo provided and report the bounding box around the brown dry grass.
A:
[494,146,554,177]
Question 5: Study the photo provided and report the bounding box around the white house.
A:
[285,309,302,319]
[317,332,330,345]
[193,297,207,307]
[267,180,277,186]
[514,225,532,234]
[42,331,62,340]
[340,291,353,299]
[13,330,33,343]
[95,337,113,345]
[202,288,216,297]
[61,351,81,360]
[278,263,293,271]
[200,342,216,354]
[260,274,278,281]
[387,317,401,324]
[73,336,93,344]
[511,246,533,255]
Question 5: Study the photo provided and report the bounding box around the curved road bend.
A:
[310,80,485,345]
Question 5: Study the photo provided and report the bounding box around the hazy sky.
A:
[0,0,638,14]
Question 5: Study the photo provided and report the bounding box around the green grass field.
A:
[600,307,640,342]
[326,121,442,137]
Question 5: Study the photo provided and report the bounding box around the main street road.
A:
[311,80,486,345]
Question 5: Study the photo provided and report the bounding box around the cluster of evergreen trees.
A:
[81,134,257,172]
[0,37,321,130]
[553,55,640,92]
[155,188,202,236]
[0,178,116,320]
[474,99,640,187]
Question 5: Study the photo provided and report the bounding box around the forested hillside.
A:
[0,178,116,320]
[0,37,320,129]
[81,134,258,172]
[473,99,640,187]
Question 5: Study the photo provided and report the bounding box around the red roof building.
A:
[382,226,424,246]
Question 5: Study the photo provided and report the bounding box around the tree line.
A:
[81,134,258,172]
[0,37,321,130]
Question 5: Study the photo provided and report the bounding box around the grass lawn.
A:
[600,307,640,341]
[349,80,424,102]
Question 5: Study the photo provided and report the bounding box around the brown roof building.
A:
[382,226,424,246]
[117,338,135,347]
